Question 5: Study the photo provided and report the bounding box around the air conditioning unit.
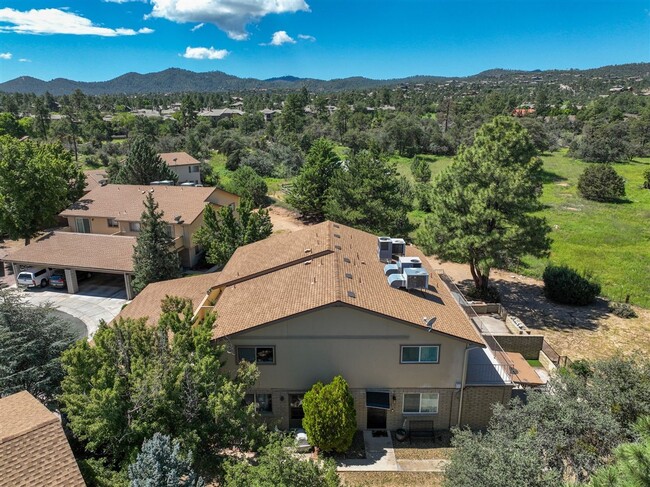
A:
[398,256,422,270]
[377,237,392,262]
[387,273,406,289]
[384,263,401,277]
[391,238,406,257]
[404,268,429,290]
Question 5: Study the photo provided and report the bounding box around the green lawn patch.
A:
[527,359,543,368]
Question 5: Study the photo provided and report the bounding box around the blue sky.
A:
[0,0,648,82]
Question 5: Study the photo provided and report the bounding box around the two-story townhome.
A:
[3,184,239,299]
[118,221,514,430]
[159,152,202,185]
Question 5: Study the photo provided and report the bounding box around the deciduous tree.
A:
[416,116,550,293]
[0,135,85,245]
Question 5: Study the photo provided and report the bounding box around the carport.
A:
[2,232,137,300]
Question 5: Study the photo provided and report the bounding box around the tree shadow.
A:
[457,277,610,332]
[540,169,567,184]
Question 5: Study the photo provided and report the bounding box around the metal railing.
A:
[542,339,572,368]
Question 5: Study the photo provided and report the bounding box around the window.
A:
[75,217,91,233]
[107,218,118,228]
[289,393,305,427]
[189,165,200,173]
[401,345,439,364]
[245,393,273,414]
[165,225,174,238]
[403,393,439,414]
[237,346,275,364]
[129,222,141,232]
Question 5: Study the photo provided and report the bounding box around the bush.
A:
[464,284,501,303]
[577,164,626,202]
[542,264,601,306]
[609,302,638,319]
[643,168,650,190]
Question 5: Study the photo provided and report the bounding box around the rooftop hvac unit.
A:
[384,263,401,277]
[398,256,422,270]
[387,273,406,289]
[391,238,406,257]
[404,268,429,290]
[377,237,392,262]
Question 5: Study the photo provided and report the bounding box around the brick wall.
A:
[459,385,513,429]
[493,334,544,360]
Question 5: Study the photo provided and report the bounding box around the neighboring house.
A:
[260,108,281,122]
[3,184,239,299]
[83,169,108,194]
[0,391,85,487]
[159,152,202,185]
[197,108,244,120]
[120,221,517,431]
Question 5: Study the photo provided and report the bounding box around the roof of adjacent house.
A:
[0,391,85,487]
[2,232,136,273]
[210,222,484,345]
[117,273,220,325]
[159,152,200,167]
[60,184,217,224]
[83,169,108,193]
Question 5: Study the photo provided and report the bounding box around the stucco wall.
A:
[493,334,544,360]
[170,165,201,184]
[207,188,240,208]
[66,216,117,235]
[221,305,470,391]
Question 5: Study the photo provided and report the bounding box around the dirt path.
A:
[261,211,650,361]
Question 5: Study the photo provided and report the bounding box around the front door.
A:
[367,407,387,429]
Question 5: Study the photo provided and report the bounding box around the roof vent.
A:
[343,257,351,263]
[335,245,342,250]
[347,290,356,298]
[334,233,341,238]
[345,273,352,279]
[304,248,312,253]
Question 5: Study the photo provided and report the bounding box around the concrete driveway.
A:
[3,272,127,338]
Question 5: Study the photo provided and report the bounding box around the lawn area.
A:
[339,472,444,487]
[388,153,454,183]
[208,151,290,197]
[520,150,650,308]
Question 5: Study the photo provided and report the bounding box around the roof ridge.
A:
[0,414,58,445]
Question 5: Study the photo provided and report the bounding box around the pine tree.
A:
[324,150,414,237]
[410,155,432,183]
[416,116,551,293]
[128,433,204,487]
[113,137,178,185]
[302,375,356,453]
[132,193,181,294]
[286,138,341,221]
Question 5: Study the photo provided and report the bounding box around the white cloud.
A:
[148,0,309,40]
[0,52,12,60]
[267,30,295,46]
[298,34,315,41]
[191,23,204,32]
[19,58,31,62]
[182,46,230,60]
[0,8,155,36]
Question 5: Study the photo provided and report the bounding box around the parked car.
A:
[49,270,66,289]
[16,267,51,288]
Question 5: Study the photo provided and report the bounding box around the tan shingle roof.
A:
[3,232,136,272]
[211,222,484,345]
[0,391,85,487]
[83,169,108,193]
[61,184,217,224]
[117,273,220,324]
[159,152,200,167]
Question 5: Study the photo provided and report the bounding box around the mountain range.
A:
[0,63,648,95]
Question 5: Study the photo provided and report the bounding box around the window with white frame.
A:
[237,346,275,364]
[245,393,273,414]
[401,345,439,363]
[403,393,439,414]
[75,217,91,233]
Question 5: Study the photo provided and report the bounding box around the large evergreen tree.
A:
[61,297,264,471]
[0,135,85,245]
[302,375,356,454]
[132,193,181,294]
[0,289,78,408]
[324,150,414,237]
[286,138,341,221]
[113,137,177,185]
[194,199,272,267]
[416,116,551,293]
[128,433,204,487]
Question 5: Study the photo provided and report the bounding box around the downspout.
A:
[457,344,481,427]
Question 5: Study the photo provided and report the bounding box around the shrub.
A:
[542,264,601,306]
[577,164,626,202]
[609,302,638,319]
[464,284,501,303]
[302,375,357,453]
[643,168,650,190]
